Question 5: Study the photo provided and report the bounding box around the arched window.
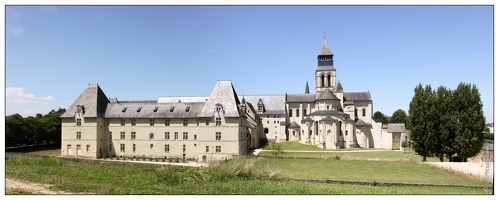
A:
[149,133,154,140]
[321,75,325,87]
[264,128,269,134]
[327,75,331,87]
[362,109,366,117]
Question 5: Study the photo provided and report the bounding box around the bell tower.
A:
[315,39,337,98]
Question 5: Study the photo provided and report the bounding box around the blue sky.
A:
[4,5,494,123]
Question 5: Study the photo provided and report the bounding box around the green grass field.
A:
[5,152,492,194]
[261,141,442,162]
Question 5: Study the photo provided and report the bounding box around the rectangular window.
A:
[121,119,126,126]
[120,132,125,140]
[206,146,209,153]
[86,145,90,152]
[76,132,81,140]
[303,109,307,116]
[120,144,125,152]
[150,144,154,149]
[131,119,136,126]
[183,119,188,126]
[165,132,170,140]
[215,117,221,126]
[183,132,188,140]
[76,118,81,126]
[216,132,221,141]
[150,119,155,126]
[149,133,154,140]
[165,144,170,153]
[289,109,293,117]
[206,119,210,126]
[296,109,300,117]
[346,130,348,136]
[326,105,330,110]
[216,146,221,153]
[133,144,136,152]
[183,144,186,152]
[362,109,366,117]
[109,132,112,139]
[165,119,170,126]
[174,132,178,140]
[131,132,136,140]
[292,131,295,136]
[355,109,358,117]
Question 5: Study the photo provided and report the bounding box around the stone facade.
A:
[60,39,403,161]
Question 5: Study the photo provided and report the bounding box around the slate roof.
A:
[319,116,338,122]
[309,110,349,116]
[60,84,110,118]
[158,96,208,103]
[286,94,316,103]
[301,117,314,123]
[199,80,241,118]
[319,39,333,55]
[344,92,371,101]
[239,94,286,115]
[105,102,205,118]
[387,123,406,133]
[316,89,339,101]
[343,100,355,105]
[355,119,372,127]
[289,121,301,128]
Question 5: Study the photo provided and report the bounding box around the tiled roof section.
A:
[289,121,301,128]
[319,116,338,122]
[199,80,241,117]
[344,92,372,101]
[158,96,209,103]
[301,117,314,123]
[239,94,286,115]
[387,123,406,133]
[105,102,204,118]
[319,39,333,55]
[309,110,349,116]
[60,84,110,118]
[355,119,372,127]
[336,81,343,93]
[344,100,355,105]
[316,89,339,101]
[316,66,336,71]
[286,94,316,103]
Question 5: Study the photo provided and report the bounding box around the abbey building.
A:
[60,39,403,161]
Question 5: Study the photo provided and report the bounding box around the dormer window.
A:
[76,105,85,115]
[215,104,223,112]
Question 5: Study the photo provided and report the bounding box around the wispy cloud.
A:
[7,24,26,36]
[6,87,65,117]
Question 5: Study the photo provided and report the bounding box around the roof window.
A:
[170,107,175,112]
[137,107,142,112]
[186,106,190,112]
[122,107,128,112]
[153,107,159,112]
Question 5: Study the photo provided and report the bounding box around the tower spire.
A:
[305,80,310,94]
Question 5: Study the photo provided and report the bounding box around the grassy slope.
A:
[261,141,442,161]
[6,153,493,194]
[253,158,489,186]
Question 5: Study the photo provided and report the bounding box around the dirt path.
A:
[5,178,71,194]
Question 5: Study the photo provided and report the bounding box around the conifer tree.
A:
[408,84,434,162]
[453,83,485,162]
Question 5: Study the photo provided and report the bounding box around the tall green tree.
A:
[5,113,25,148]
[373,111,389,124]
[429,86,456,162]
[408,84,434,162]
[453,83,485,162]
[390,109,407,124]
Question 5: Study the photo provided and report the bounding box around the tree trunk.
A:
[439,155,444,162]
[422,156,426,162]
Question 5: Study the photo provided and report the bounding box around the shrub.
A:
[333,155,341,160]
